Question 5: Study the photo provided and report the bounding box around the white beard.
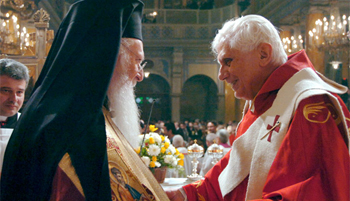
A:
[107,75,140,148]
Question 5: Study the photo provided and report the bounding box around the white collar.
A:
[0,116,8,121]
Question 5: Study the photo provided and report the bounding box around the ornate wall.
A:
[11,0,350,123]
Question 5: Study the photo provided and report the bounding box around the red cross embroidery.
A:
[264,115,281,142]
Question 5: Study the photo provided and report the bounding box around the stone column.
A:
[171,47,183,122]
[33,8,50,79]
[306,8,325,74]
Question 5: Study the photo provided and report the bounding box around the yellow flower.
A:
[149,137,155,144]
[149,161,156,168]
[135,147,140,154]
[167,151,172,155]
[175,149,180,155]
[164,142,170,149]
[160,135,165,142]
[161,147,166,154]
[178,159,184,166]
[149,125,158,132]
[178,153,185,159]
[152,156,157,162]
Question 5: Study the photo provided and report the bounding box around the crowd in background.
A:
[140,119,238,176]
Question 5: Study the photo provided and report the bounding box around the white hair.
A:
[172,135,184,148]
[211,14,287,67]
[107,39,141,148]
[216,129,228,144]
[206,133,217,143]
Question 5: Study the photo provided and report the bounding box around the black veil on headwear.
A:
[1,0,144,200]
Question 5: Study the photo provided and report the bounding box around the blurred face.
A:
[217,44,265,100]
[207,122,216,133]
[112,170,125,186]
[0,75,26,117]
[116,173,124,185]
[180,123,186,129]
[206,139,215,147]
[163,127,168,134]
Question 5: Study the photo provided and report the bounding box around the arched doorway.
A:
[135,74,171,123]
[181,75,218,121]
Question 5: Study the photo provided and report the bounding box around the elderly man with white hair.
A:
[170,135,191,177]
[216,129,230,148]
[167,14,350,201]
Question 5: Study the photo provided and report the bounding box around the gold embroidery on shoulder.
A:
[194,179,203,188]
[193,180,206,201]
[326,103,341,125]
[303,102,330,123]
[198,192,206,201]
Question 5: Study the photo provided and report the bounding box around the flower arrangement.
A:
[136,125,185,171]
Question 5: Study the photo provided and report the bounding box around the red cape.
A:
[183,50,350,201]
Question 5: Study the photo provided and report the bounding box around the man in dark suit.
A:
[163,122,176,143]
[0,59,29,174]
[178,122,190,143]
[1,0,145,200]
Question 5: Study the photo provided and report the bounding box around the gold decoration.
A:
[303,102,330,123]
[194,179,203,188]
[0,0,37,55]
[58,153,85,197]
[0,0,36,20]
[33,8,50,23]
[326,103,341,125]
[260,121,281,140]
[198,192,205,201]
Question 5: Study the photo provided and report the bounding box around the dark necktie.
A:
[1,114,18,129]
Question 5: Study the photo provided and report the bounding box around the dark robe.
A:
[1,0,144,200]
[0,113,19,129]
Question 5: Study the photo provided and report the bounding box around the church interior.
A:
[1,0,350,125]
[1,1,350,198]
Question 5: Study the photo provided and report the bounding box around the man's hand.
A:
[165,189,185,201]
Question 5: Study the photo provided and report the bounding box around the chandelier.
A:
[308,6,349,50]
[0,0,36,55]
[282,34,304,54]
[308,1,350,69]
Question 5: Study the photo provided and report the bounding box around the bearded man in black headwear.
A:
[1,0,168,200]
